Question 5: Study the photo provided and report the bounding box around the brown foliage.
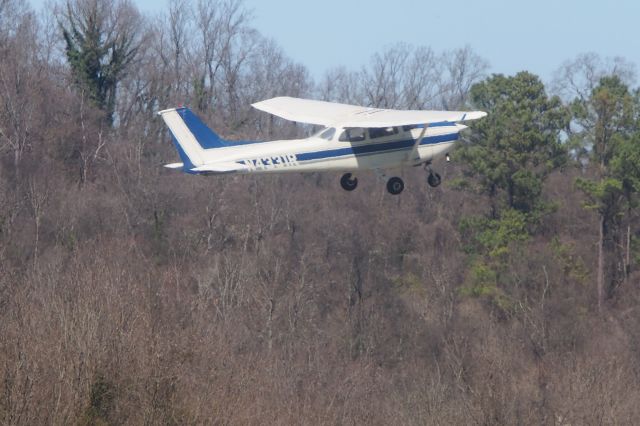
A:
[1,1,640,425]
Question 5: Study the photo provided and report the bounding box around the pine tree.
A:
[572,76,639,308]
[456,72,568,219]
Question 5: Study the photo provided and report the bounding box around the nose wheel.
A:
[386,177,404,195]
[340,173,358,191]
[423,161,442,188]
[427,172,441,187]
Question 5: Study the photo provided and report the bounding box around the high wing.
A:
[251,96,487,128]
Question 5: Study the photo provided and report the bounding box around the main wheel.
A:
[386,177,404,195]
[427,172,442,188]
[340,173,358,191]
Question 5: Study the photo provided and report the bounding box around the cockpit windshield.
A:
[320,127,336,140]
[312,127,336,140]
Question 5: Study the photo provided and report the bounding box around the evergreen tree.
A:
[59,0,141,125]
[572,76,640,307]
[455,72,568,310]
[456,72,569,219]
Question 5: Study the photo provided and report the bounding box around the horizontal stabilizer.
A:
[164,162,184,169]
[252,96,487,127]
[190,162,249,174]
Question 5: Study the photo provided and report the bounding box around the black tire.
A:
[340,173,358,191]
[427,172,442,188]
[386,177,404,195]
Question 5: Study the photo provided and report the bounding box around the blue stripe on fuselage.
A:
[297,132,458,162]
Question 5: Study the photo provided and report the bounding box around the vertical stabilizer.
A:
[158,108,207,168]
[158,107,229,171]
[175,108,226,149]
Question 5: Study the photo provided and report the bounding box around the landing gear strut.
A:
[386,177,404,195]
[422,161,442,188]
[340,173,358,191]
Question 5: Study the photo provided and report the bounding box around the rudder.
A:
[158,107,227,169]
[176,108,227,149]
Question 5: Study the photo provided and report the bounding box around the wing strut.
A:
[406,124,428,163]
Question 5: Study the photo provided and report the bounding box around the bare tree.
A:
[318,66,363,105]
[0,4,41,182]
[193,0,223,112]
[437,45,490,110]
[167,0,191,102]
[361,43,410,108]
[0,0,28,38]
[317,44,487,111]
[551,52,637,102]
[188,0,256,123]
[401,45,441,109]
[245,37,312,138]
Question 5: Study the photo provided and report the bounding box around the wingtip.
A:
[157,106,189,116]
[157,108,175,116]
[460,111,487,121]
[251,96,296,109]
[250,99,267,110]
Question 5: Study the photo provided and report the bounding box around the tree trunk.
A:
[597,213,605,312]
[625,221,631,282]
[14,146,20,184]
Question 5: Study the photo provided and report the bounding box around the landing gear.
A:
[386,177,404,195]
[340,173,358,191]
[422,161,442,188]
[374,169,404,195]
[427,172,442,188]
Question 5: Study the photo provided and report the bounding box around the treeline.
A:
[1,0,640,424]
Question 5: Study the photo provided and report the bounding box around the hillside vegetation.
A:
[1,1,640,424]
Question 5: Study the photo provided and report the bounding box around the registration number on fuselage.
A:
[241,154,299,171]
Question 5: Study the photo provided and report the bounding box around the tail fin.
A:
[158,107,227,170]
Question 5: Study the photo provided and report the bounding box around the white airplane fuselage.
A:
[159,98,486,193]
[186,124,465,175]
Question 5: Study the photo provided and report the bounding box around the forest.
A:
[1,0,640,424]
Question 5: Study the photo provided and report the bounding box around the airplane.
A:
[158,97,487,194]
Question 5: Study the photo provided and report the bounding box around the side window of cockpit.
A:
[320,127,336,140]
[349,128,366,142]
[369,127,398,139]
[339,128,366,142]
